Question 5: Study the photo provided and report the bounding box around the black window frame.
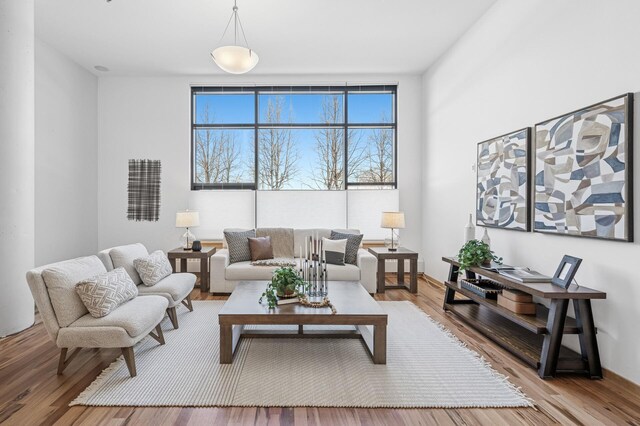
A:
[190,85,398,190]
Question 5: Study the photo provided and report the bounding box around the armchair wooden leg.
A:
[121,347,137,377]
[167,306,179,329]
[181,294,194,312]
[148,323,165,345]
[57,347,82,375]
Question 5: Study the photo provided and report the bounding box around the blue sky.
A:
[193,92,394,188]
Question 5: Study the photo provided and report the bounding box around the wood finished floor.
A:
[1,275,639,426]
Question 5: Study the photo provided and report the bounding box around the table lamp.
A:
[381,211,405,251]
[176,210,200,250]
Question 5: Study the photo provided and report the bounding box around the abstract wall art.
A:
[534,93,634,241]
[476,128,530,231]
[127,159,161,222]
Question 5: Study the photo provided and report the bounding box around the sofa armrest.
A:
[210,249,230,293]
[357,248,377,294]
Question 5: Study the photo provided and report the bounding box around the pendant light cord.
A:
[217,0,252,50]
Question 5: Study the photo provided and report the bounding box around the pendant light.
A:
[211,0,259,74]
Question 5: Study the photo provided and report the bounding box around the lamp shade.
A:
[381,211,405,229]
[211,46,259,74]
[176,211,200,228]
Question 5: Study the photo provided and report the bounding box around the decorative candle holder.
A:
[298,234,328,300]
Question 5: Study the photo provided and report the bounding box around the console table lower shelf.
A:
[441,257,605,380]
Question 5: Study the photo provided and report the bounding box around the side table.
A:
[167,246,216,293]
[368,247,419,294]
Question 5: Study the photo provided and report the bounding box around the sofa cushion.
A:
[248,236,274,261]
[137,273,196,303]
[76,267,139,318]
[325,263,361,281]
[323,237,347,265]
[252,258,297,267]
[109,243,149,284]
[68,294,168,338]
[133,250,173,286]
[225,261,279,281]
[224,229,256,264]
[331,231,364,265]
[42,256,107,327]
[256,228,294,258]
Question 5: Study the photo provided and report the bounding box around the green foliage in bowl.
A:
[261,267,308,309]
[457,240,503,272]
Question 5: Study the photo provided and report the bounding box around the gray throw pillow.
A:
[224,229,256,264]
[330,231,363,265]
[133,250,173,286]
[76,267,139,318]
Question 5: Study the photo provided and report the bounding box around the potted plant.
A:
[261,267,308,309]
[457,240,503,272]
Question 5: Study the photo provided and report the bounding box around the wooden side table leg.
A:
[180,258,187,274]
[409,258,418,293]
[397,258,405,285]
[574,299,603,379]
[539,298,569,378]
[169,258,177,273]
[376,259,385,293]
[200,258,209,293]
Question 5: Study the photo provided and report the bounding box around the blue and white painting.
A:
[534,94,633,241]
[476,128,530,231]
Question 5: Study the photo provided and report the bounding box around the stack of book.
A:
[277,296,299,306]
[497,289,536,315]
[497,267,551,283]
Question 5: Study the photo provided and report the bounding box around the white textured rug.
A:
[71,301,532,408]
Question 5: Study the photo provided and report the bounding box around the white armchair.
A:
[26,255,168,377]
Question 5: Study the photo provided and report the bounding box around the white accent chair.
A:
[98,243,196,329]
[211,228,378,294]
[26,255,168,377]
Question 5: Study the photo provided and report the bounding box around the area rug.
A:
[71,301,533,408]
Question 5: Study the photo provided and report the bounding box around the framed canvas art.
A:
[533,93,634,241]
[476,127,530,231]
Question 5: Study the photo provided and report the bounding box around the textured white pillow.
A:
[76,267,138,318]
[133,250,173,286]
[322,237,347,266]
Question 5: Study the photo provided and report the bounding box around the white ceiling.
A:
[35,0,496,76]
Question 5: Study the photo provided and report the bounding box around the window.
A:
[191,85,397,190]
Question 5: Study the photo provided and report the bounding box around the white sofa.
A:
[211,228,377,294]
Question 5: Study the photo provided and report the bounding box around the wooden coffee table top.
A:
[219,281,386,324]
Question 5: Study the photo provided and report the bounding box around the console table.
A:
[441,257,606,379]
[168,247,216,293]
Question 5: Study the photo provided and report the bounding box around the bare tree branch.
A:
[258,97,298,189]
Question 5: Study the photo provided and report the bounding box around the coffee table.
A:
[218,281,387,364]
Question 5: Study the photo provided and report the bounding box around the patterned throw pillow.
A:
[133,250,173,286]
[323,237,347,266]
[76,268,138,318]
[330,231,363,265]
[224,229,256,264]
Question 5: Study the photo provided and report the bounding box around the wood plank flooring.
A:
[1,275,639,425]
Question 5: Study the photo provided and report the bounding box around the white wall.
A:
[35,39,99,266]
[97,74,423,267]
[422,0,640,384]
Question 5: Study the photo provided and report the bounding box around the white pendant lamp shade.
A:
[211,45,259,74]
[211,1,259,74]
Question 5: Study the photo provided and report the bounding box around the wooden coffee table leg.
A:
[220,324,233,364]
[373,323,387,364]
